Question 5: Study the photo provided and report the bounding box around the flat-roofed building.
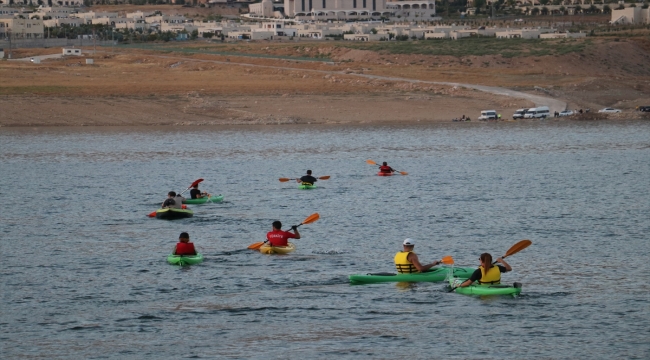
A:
[0,17,44,39]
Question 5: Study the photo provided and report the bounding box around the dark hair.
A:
[168,191,176,197]
[272,221,282,229]
[179,232,189,239]
[382,162,387,166]
[306,170,312,175]
[480,253,493,269]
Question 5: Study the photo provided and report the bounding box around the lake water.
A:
[1,121,649,359]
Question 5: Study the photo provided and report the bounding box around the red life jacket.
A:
[379,165,392,173]
[175,242,196,255]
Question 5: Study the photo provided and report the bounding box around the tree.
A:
[541,6,549,15]
[539,0,549,5]
[602,5,611,13]
[530,7,540,15]
[190,29,198,40]
[370,28,377,34]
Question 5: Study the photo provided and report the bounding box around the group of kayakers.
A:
[395,238,512,287]
[161,184,210,209]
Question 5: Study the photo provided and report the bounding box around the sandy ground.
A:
[1,37,649,127]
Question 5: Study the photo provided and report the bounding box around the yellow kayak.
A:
[259,242,296,254]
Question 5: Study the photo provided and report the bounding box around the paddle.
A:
[439,255,454,265]
[147,179,203,217]
[247,213,320,250]
[279,176,330,182]
[179,178,204,196]
[447,240,532,292]
[366,159,408,175]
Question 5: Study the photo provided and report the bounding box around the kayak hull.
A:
[167,253,204,266]
[349,267,475,285]
[298,184,316,190]
[450,278,523,296]
[155,208,194,220]
[259,242,296,254]
[183,195,224,204]
[377,172,393,176]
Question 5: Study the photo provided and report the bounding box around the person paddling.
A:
[394,238,441,273]
[266,220,300,247]
[379,162,396,174]
[296,170,318,186]
[173,232,197,255]
[458,253,511,287]
[189,184,210,199]
[162,191,182,209]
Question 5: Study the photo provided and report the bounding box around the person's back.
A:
[394,250,418,273]
[300,174,318,185]
[174,232,197,255]
[379,162,393,174]
[299,170,317,185]
[266,220,299,247]
[190,188,202,199]
[162,191,181,209]
[174,195,185,208]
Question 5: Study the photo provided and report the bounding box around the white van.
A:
[523,106,550,119]
[512,108,528,119]
[478,110,497,120]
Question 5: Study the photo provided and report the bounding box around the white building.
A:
[611,7,650,25]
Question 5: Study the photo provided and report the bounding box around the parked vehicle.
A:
[523,106,550,119]
[512,108,528,119]
[558,110,574,117]
[478,110,497,121]
[637,106,650,112]
[598,108,622,113]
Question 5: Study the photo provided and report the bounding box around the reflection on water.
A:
[1,121,649,359]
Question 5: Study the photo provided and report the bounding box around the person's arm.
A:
[290,226,301,240]
[172,245,177,255]
[459,269,481,287]
[407,253,439,272]
[296,178,302,183]
[495,257,512,272]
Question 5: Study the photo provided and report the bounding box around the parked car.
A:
[558,110,574,117]
[637,106,650,112]
[478,110,497,121]
[523,106,550,119]
[512,108,528,119]
[598,108,622,113]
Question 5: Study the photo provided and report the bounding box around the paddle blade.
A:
[504,239,532,258]
[318,175,330,180]
[366,159,377,166]
[440,255,454,265]
[399,171,408,175]
[248,242,265,250]
[148,211,156,217]
[301,213,320,225]
[190,178,204,188]
[279,178,291,182]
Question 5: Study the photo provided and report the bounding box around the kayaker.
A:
[173,232,197,255]
[297,170,318,186]
[266,220,300,247]
[162,191,182,209]
[189,184,210,199]
[175,192,186,205]
[379,162,395,174]
[458,253,512,287]
[394,238,441,273]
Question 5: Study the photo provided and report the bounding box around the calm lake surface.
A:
[1,121,649,359]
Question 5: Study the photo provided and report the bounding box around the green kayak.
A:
[349,267,474,285]
[167,253,204,266]
[298,183,316,190]
[449,277,522,296]
[183,194,224,204]
[155,208,193,220]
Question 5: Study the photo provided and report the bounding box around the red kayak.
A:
[377,172,393,176]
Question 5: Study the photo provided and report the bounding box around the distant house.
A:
[611,7,650,25]
[63,48,82,56]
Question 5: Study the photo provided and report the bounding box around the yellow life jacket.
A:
[394,251,418,273]
[478,265,501,284]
